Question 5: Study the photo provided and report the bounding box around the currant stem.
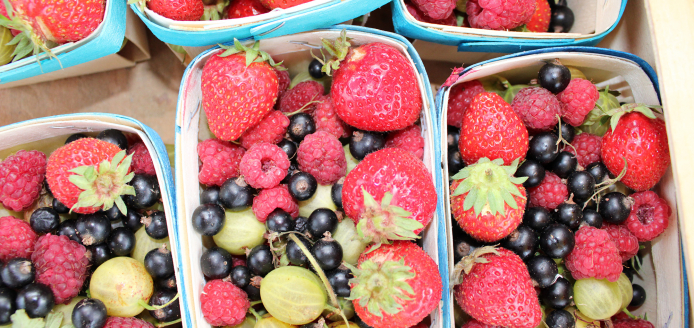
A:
[137,293,179,311]
[249,307,262,322]
[155,318,182,327]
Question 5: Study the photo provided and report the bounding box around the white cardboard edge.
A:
[176,30,442,328]
[439,52,682,328]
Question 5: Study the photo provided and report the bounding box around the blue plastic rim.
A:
[132,0,390,47]
[176,24,449,328]
[392,0,627,53]
[0,0,127,85]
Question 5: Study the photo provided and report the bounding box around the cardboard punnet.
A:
[174,25,448,328]
[436,47,687,327]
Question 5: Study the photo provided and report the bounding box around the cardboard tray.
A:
[392,0,626,53]
[0,113,184,325]
[435,47,687,327]
[132,0,390,47]
[174,25,448,328]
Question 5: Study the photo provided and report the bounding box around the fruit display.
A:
[0,119,181,328]
[176,28,444,328]
[442,55,675,327]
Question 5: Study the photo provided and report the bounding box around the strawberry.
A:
[135,0,204,21]
[347,241,442,328]
[453,247,542,328]
[600,104,670,191]
[525,0,550,32]
[459,92,528,166]
[201,40,281,141]
[259,0,312,9]
[450,158,528,242]
[342,148,437,247]
[228,0,269,18]
[319,31,423,132]
[46,138,135,215]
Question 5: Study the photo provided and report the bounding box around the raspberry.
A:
[239,142,290,189]
[411,0,456,20]
[461,319,502,328]
[200,279,250,326]
[625,191,671,242]
[466,0,536,30]
[613,318,655,328]
[239,111,290,150]
[406,1,457,25]
[32,234,90,304]
[198,139,246,187]
[0,150,47,211]
[557,78,599,126]
[565,226,622,282]
[274,66,290,99]
[511,87,560,132]
[612,312,631,322]
[232,255,246,267]
[528,172,567,210]
[103,316,155,328]
[447,80,486,127]
[313,95,352,139]
[128,142,156,176]
[297,131,347,185]
[386,125,425,159]
[278,81,324,114]
[0,216,37,262]
[252,185,299,223]
[565,133,601,167]
[604,224,639,262]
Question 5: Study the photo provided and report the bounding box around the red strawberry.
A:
[342,148,436,246]
[601,105,670,191]
[259,0,312,9]
[453,247,542,328]
[143,0,204,21]
[450,158,527,242]
[228,0,269,18]
[201,41,281,141]
[349,241,441,328]
[525,0,550,32]
[411,0,456,20]
[325,31,422,132]
[46,138,134,215]
[459,92,529,166]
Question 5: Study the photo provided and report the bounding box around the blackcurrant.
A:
[526,255,558,288]
[200,247,232,280]
[122,210,143,231]
[294,216,308,234]
[143,211,168,239]
[582,208,603,228]
[282,164,299,185]
[586,162,609,183]
[286,234,312,266]
[219,177,255,211]
[553,121,575,143]
[331,179,343,210]
[0,288,15,324]
[58,219,81,243]
[72,298,107,328]
[149,289,181,322]
[552,203,582,231]
[52,197,69,214]
[523,207,553,233]
[527,132,559,164]
[30,207,60,234]
[308,59,326,79]
[76,213,111,246]
[155,274,178,291]
[623,266,635,282]
[192,204,225,236]
[516,160,545,188]
[599,192,632,224]
[540,223,575,258]
[144,246,174,280]
[65,133,88,144]
[310,238,343,271]
[453,231,482,263]
[448,148,466,176]
[567,171,596,201]
[244,283,261,301]
[247,245,274,277]
[266,209,294,233]
[102,204,125,222]
[548,151,577,179]
[288,172,318,201]
[230,265,251,289]
[124,174,161,209]
[549,5,574,33]
[538,62,571,94]
[0,258,34,289]
[630,284,646,308]
[277,139,298,161]
[349,130,385,160]
[87,244,111,269]
[447,126,460,148]
[540,277,573,309]
[326,267,352,297]
[16,283,54,318]
[307,208,338,239]
[545,309,574,328]
[501,226,538,261]
[288,113,316,143]
[108,227,136,256]
[96,129,128,150]
[201,186,220,205]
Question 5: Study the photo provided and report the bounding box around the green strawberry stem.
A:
[137,292,180,311]
[68,150,135,215]
[355,189,422,251]
[217,39,285,68]
[606,103,662,132]
[0,0,60,68]
[344,257,416,318]
[582,157,628,210]
[311,29,351,76]
[450,246,500,285]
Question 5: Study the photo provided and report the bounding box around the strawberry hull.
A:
[436,48,687,327]
[175,26,447,328]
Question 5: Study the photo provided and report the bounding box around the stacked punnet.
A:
[446,60,668,328]
[187,30,443,327]
[130,0,315,22]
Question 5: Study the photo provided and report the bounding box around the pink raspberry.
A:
[613,317,655,328]
[447,80,486,127]
[466,0,536,30]
[511,87,560,132]
[239,142,290,189]
[252,185,299,222]
[557,78,599,126]
[239,111,290,150]
[625,191,671,242]
[128,142,157,176]
[411,0,456,20]
[565,133,601,167]
[198,139,245,187]
[0,150,47,211]
[565,226,623,282]
[406,1,457,25]
[0,216,37,262]
[386,125,425,159]
[32,234,90,304]
[274,66,290,99]
[104,317,155,328]
[297,131,347,185]
[200,279,250,326]
[313,95,352,139]
[278,81,324,114]
[604,224,639,262]
[528,172,567,210]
